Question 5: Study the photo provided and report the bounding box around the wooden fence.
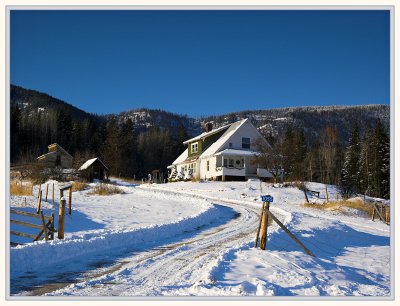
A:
[10,209,55,246]
[372,202,390,225]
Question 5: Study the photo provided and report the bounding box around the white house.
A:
[169,118,273,181]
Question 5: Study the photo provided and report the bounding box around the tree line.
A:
[254,119,390,199]
[10,105,188,179]
[11,103,390,199]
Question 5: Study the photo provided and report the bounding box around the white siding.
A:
[217,120,262,153]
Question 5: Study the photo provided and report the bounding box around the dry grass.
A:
[88,183,124,196]
[304,199,374,216]
[72,181,89,191]
[10,181,32,196]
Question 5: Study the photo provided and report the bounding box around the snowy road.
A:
[10,180,390,297]
[12,189,277,296]
[49,200,264,296]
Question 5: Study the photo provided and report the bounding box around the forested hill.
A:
[202,105,390,145]
[10,84,390,189]
[10,84,98,121]
[11,84,390,146]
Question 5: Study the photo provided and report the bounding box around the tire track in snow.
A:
[42,189,287,296]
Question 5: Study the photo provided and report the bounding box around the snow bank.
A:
[11,201,222,278]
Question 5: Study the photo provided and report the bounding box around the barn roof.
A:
[37,143,73,160]
[79,157,109,171]
[47,143,73,158]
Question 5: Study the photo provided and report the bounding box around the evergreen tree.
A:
[102,117,121,176]
[56,109,73,151]
[358,125,374,196]
[374,119,390,199]
[10,105,22,162]
[292,130,307,180]
[281,126,294,179]
[119,118,137,177]
[341,125,361,197]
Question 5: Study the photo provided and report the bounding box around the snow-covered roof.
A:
[79,158,109,171]
[214,149,258,157]
[48,143,73,158]
[182,124,231,145]
[37,151,55,159]
[172,148,188,165]
[37,143,73,160]
[200,119,249,158]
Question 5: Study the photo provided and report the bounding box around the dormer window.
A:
[191,142,199,154]
[242,137,251,149]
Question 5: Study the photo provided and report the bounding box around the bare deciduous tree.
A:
[251,137,283,183]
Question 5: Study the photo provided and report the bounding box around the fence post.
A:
[254,202,265,248]
[36,190,42,214]
[68,187,72,215]
[386,207,390,225]
[325,185,329,204]
[260,202,270,250]
[45,183,49,202]
[372,204,376,221]
[40,211,48,241]
[58,197,66,239]
[303,188,309,203]
[51,213,55,240]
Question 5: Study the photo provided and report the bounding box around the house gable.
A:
[216,119,268,153]
[200,118,255,158]
[37,143,73,169]
[187,128,227,158]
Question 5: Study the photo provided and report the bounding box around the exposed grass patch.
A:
[10,181,32,196]
[304,199,373,216]
[72,181,89,192]
[88,183,124,196]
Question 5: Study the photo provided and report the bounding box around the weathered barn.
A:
[37,143,73,169]
[78,157,109,181]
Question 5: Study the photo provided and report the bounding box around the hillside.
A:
[201,105,390,145]
[10,84,390,144]
[10,84,98,121]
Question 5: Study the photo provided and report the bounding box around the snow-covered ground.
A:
[9,179,391,297]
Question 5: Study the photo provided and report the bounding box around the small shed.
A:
[78,158,109,181]
[37,143,73,169]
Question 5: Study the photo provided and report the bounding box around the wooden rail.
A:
[10,209,52,220]
[372,202,390,225]
[10,219,42,229]
[10,230,37,240]
[10,208,56,245]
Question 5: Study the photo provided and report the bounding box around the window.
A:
[228,159,234,168]
[189,163,197,173]
[229,142,233,148]
[206,160,210,171]
[191,142,199,154]
[242,137,251,149]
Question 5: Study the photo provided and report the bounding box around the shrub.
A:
[304,199,373,216]
[72,181,89,191]
[88,183,124,196]
[10,180,32,196]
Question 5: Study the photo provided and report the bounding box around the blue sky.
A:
[10,10,390,116]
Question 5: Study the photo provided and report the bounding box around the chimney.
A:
[204,122,213,133]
